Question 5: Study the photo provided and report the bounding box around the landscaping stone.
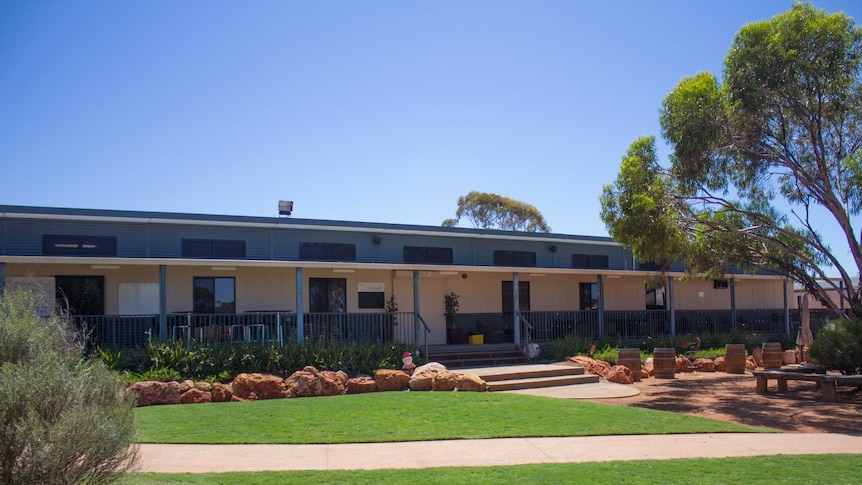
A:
[232,373,287,400]
[569,356,611,377]
[746,355,758,370]
[676,355,694,372]
[752,347,764,367]
[347,376,377,394]
[194,381,212,392]
[431,370,460,391]
[454,373,486,392]
[409,362,447,391]
[640,368,651,379]
[694,358,716,372]
[285,366,347,398]
[211,382,232,402]
[178,379,194,394]
[180,388,211,404]
[374,369,411,391]
[128,380,182,407]
[782,350,798,365]
[606,365,634,384]
[642,357,655,376]
[714,356,727,372]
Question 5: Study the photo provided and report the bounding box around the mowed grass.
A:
[135,391,768,444]
[122,455,862,484]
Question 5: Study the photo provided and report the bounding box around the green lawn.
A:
[135,391,768,444]
[122,454,862,484]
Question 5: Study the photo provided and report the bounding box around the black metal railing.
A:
[70,308,837,350]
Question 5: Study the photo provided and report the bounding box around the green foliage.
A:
[601,3,862,315]
[809,319,862,374]
[444,190,551,232]
[549,331,775,361]
[0,289,137,484]
[96,339,420,381]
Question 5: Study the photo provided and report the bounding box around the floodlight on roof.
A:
[278,200,293,216]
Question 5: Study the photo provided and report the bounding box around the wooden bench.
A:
[753,370,862,401]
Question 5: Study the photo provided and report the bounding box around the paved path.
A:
[137,433,862,473]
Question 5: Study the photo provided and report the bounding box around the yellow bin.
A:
[468,334,484,345]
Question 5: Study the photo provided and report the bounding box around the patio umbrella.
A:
[796,293,814,363]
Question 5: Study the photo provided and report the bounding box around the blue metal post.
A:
[159,265,167,341]
[413,271,420,349]
[669,276,676,338]
[296,267,304,342]
[0,263,5,298]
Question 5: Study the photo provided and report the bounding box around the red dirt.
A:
[587,371,862,434]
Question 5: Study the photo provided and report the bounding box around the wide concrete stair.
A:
[427,344,531,368]
[460,363,600,392]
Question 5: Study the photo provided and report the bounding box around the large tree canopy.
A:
[601,3,862,316]
[443,191,551,232]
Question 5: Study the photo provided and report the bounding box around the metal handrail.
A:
[518,312,533,345]
[416,313,431,358]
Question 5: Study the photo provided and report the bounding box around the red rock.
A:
[782,350,798,365]
[180,388,211,404]
[232,373,286,400]
[194,381,212,392]
[348,376,377,394]
[374,369,411,392]
[606,365,634,384]
[640,368,651,379]
[409,362,447,391]
[128,381,182,407]
[431,370,460,391]
[178,379,194,394]
[211,382,232,402]
[694,358,716,372]
[569,356,611,377]
[285,367,347,398]
[676,355,694,372]
[455,373,486,392]
[642,357,655,376]
[714,356,727,372]
[746,355,758,370]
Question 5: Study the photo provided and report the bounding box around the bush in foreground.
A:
[0,290,138,484]
[809,319,862,375]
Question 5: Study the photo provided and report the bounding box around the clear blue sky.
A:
[2,1,861,274]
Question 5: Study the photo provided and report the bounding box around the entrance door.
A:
[55,276,104,315]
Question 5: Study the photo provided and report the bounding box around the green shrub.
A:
[0,289,137,484]
[809,319,862,375]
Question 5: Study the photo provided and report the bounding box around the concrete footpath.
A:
[137,433,862,473]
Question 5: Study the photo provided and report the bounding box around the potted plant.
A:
[384,294,398,341]
[445,291,461,344]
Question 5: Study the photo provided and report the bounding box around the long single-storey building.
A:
[0,205,799,353]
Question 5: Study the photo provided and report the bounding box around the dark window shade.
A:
[403,246,454,264]
[182,239,246,259]
[572,254,609,269]
[714,279,729,289]
[493,250,537,267]
[358,292,385,309]
[300,243,356,262]
[43,235,117,257]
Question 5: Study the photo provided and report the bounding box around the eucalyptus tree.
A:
[443,190,551,232]
[601,3,862,316]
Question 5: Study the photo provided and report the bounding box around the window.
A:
[43,235,117,256]
[182,239,246,259]
[358,292,385,309]
[403,246,454,264]
[493,250,537,267]
[646,286,666,310]
[309,278,347,313]
[572,254,609,269]
[193,277,236,314]
[55,276,105,315]
[579,282,599,310]
[639,261,665,271]
[714,279,729,289]
[299,243,356,262]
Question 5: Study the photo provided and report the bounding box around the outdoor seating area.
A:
[753,369,862,402]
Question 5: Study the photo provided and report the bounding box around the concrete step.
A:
[487,374,600,392]
[428,345,530,368]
